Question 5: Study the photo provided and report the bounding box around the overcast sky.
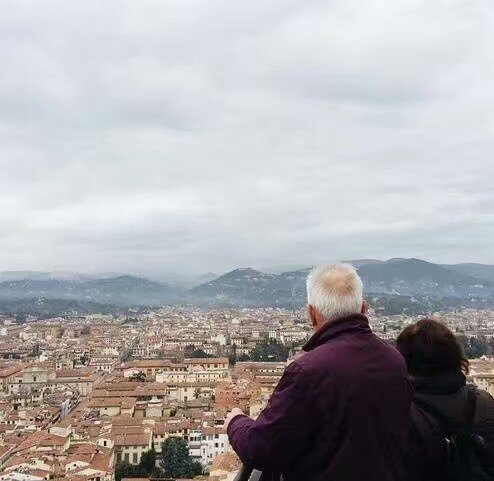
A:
[0,0,493,278]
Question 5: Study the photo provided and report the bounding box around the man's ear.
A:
[307,304,317,328]
[361,300,368,315]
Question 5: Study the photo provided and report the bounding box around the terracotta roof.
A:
[122,360,171,368]
[4,454,30,469]
[111,416,147,426]
[0,364,24,378]
[113,432,151,447]
[184,358,228,364]
[56,369,94,379]
[87,399,121,408]
[152,420,191,435]
[14,431,66,452]
[112,426,148,435]
[210,451,241,472]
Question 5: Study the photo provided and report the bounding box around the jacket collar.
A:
[303,313,371,352]
[411,371,466,395]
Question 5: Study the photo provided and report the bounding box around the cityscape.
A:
[0,297,493,481]
[1,0,493,479]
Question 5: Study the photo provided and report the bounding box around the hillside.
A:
[0,275,173,307]
[187,258,494,308]
[442,263,494,283]
[2,259,494,312]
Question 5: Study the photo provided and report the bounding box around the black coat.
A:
[412,372,494,430]
[410,371,494,479]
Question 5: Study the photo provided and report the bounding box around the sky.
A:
[0,0,493,279]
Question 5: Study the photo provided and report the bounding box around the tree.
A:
[115,462,138,481]
[190,349,212,358]
[191,461,203,477]
[115,449,158,481]
[458,335,488,359]
[248,339,289,362]
[228,344,237,366]
[129,371,146,382]
[139,448,156,473]
[30,344,41,358]
[160,437,202,478]
[184,345,212,358]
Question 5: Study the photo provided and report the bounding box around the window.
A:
[133,453,138,464]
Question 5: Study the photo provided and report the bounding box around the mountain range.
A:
[0,275,174,308]
[189,259,494,308]
[1,258,494,314]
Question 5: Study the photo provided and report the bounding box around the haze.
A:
[0,0,493,278]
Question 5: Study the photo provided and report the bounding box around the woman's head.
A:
[396,318,469,376]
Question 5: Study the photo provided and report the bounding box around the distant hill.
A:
[442,263,494,283]
[187,258,494,309]
[0,297,124,318]
[2,259,494,313]
[356,258,489,296]
[0,275,174,307]
[0,271,53,282]
[342,259,384,268]
[189,268,281,306]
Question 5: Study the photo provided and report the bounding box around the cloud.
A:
[0,0,493,277]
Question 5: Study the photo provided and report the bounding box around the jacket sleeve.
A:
[227,361,316,472]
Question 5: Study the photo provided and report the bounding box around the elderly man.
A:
[225,264,412,481]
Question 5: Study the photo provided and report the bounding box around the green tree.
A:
[115,462,138,481]
[184,345,212,358]
[139,448,157,473]
[160,437,202,478]
[30,344,41,357]
[228,344,237,366]
[115,449,158,481]
[457,335,488,359]
[129,371,146,382]
[190,349,212,358]
[249,339,289,362]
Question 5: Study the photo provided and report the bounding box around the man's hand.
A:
[224,408,246,431]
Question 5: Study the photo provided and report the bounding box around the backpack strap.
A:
[465,385,478,430]
[416,386,479,434]
[415,397,452,433]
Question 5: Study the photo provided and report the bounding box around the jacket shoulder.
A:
[474,387,494,425]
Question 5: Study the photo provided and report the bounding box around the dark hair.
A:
[396,318,469,376]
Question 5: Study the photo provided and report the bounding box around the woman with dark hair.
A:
[397,318,494,480]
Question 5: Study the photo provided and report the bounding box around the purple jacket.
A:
[227,314,412,481]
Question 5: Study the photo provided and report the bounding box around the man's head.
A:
[306,263,366,331]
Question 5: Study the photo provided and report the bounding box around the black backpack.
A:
[411,386,494,481]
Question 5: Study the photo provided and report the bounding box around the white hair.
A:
[306,263,363,322]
